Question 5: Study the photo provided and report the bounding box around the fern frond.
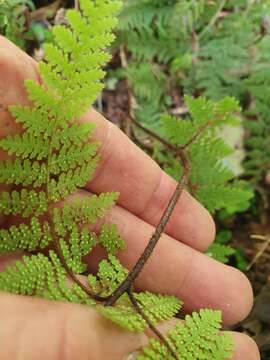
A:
[138,309,233,360]
[52,192,119,237]
[164,96,253,213]
[0,190,47,217]
[0,218,52,253]
[0,159,47,187]
[135,291,182,325]
[207,243,236,264]
[35,0,122,122]
[0,133,49,160]
[196,184,253,214]
[162,114,195,147]
[126,63,165,103]
[9,106,56,137]
[89,254,181,332]
[25,79,62,118]
[0,251,95,305]
[59,226,98,274]
[0,2,237,359]
[50,142,99,175]
[54,123,96,147]
[98,296,148,332]
[88,254,128,296]
[163,96,240,146]
[98,291,181,333]
[99,223,125,255]
[48,160,98,201]
[119,2,164,31]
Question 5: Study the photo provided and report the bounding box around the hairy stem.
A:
[128,288,178,360]
[105,150,190,306]
[130,115,177,152]
[51,222,105,302]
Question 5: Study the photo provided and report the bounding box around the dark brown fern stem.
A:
[129,115,178,152]
[127,288,178,360]
[104,150,191,306]
[49,218,105,302]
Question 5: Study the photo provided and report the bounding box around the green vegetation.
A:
[117,0,270,183]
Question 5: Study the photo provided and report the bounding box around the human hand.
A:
[0,37,260,359]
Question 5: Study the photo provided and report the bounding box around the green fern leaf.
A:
[88,255,128,296]
[0,159,47,187]
[98,291,181,333]
[0,218,52,253]
[0,2,236,359]
[9,106,56,137]
[138,309,233,360]
[52,192,119,237]
[53,123,96,147]
[98,295,148,332]
[196,185,253,214]
[135,291,182,325]
[99,223,125,255]
[48,160,98,201]
[59,226,98,274]
[162,114,195,147]
[207,243,236,264]
[0,133,49,160]
[0,251,95,305]
[91,255,181,332]
[0,190,47,217]
[50,142,99,175]
[164,96,253,213]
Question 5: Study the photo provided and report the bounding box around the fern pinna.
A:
[0,0,237,359]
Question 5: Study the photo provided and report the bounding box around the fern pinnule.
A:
[164,96,253,213]
[0,189,47,217]
[0,218,52,253]
[138,309,233,360]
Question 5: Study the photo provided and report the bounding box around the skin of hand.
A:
[0,36,260,360]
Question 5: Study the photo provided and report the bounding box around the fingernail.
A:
[123,351,140,360]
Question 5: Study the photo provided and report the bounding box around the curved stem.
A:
[130,116,177,152]
[51,224,105,302]
[105,150,191,306]
[128,288,178,360]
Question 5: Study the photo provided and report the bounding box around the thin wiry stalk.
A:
[127,288,178,360]
[104,150,191,306]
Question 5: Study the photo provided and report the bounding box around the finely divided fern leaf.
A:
[0,218,52,253]
[207,243,236,264]
[164,96,253,213]
[0,190,47,217]
[138,309,233,360]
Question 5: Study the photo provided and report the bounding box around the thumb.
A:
[0,292,260,360]
[0,292,145,360]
